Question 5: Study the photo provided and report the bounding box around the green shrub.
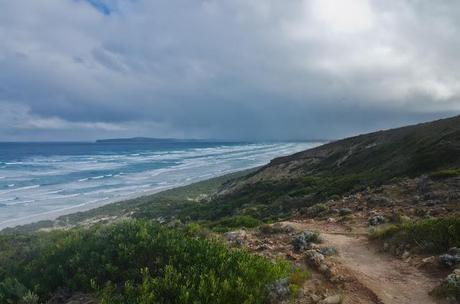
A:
[330,194,341,201]
[288,267,311,286]
[209,215,262,232]
[430,270,460,301]
[369,224,400,240]
[259,223,293,235]
[184,222,210,237]
[0,220,290,303]
[430,168,460,180]
[390,213,411,224]
[0,278,29,304]
[303,203,328,218]
[370,218,460,253]
[259,224,275,234]
[20,291,39,304]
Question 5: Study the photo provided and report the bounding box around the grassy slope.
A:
[281,114,460,177]
[196,115,460,221]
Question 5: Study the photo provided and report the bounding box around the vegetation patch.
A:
[292,230,322,251]
[288,267,311,298]
[208,215,263,232]
[302,203,329,218]
[430,269,460,302]
[259,222,294,235]
[430,168,460,180]
[0,220,290,304]
[370,218,460,253]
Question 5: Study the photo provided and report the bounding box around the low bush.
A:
[259,223,294,235]
[430,168,460,180]
[287,267,310,299]
[288,267,311,286]
[0,220,291,304]
[430,269,460,301]
[302,203,328,218]
[370,218,460,253]
[259,224,276,234]
[209,215,262,232]
[292,230,321,251]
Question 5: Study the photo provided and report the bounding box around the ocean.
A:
[0,141,320,229]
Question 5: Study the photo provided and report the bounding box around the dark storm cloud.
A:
[0,0,459,141]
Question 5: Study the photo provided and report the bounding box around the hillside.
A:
[253,114,460,179]
[207,115,460,220]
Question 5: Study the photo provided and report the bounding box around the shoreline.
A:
[0,185,171,232]
[0,166,258,231]
[0,184,176,231]
[0,142,322,231]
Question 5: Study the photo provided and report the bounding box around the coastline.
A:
[0,142,322,231]
[0,166,257,232]
[0,184,174,231]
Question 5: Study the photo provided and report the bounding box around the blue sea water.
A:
[0,141,320,229]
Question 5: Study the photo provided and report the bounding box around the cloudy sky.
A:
[0,0,459,141]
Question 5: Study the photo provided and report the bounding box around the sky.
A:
[0,0,459,141]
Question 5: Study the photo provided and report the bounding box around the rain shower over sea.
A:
[0,140,320,229]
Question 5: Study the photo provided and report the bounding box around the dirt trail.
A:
[323,232,440,304]
[288,221,441,304]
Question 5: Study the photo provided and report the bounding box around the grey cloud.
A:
[0,0,459,141]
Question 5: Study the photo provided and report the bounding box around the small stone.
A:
[439,253,460,267]
[369,215,386,226]
[421,256,436,264]
[320,294,342,304]
[402,251,410,259]
[327,217,336,223]
[448,247,460,256]
[310,294,322,303]
[383,242,389,251]
[310,243,321,250]
[318,264,329,274]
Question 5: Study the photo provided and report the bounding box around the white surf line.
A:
[0,185,40,195]
[0,142,318,229]
[0,197,111,226]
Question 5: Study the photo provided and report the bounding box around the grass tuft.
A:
[370,218,460,253]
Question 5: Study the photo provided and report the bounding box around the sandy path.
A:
[283,221,441,303]
[322,232,440,304]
